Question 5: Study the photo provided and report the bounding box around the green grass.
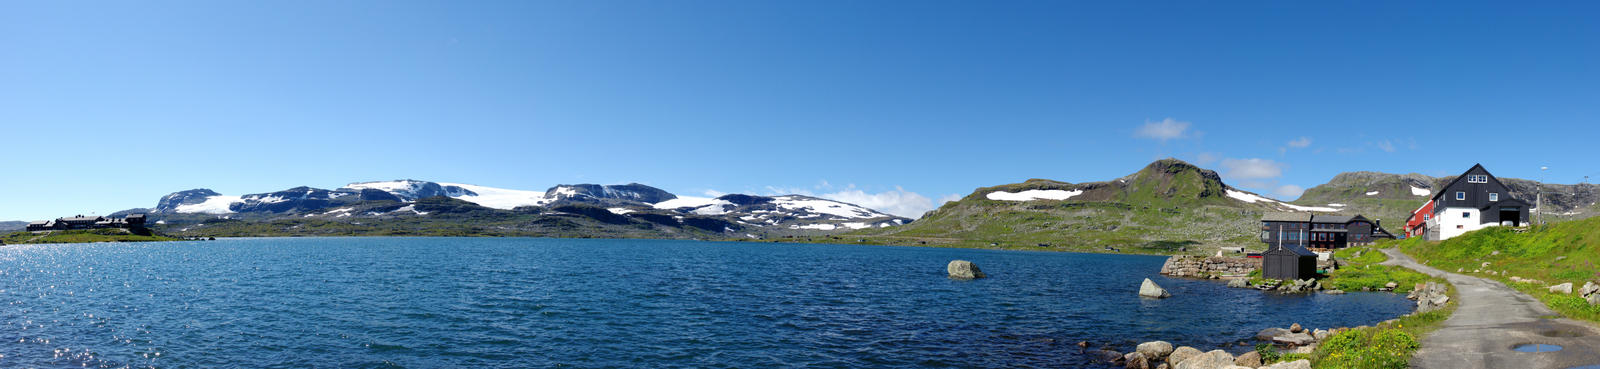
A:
[1,229,178,244]
[1307,283,1458,369]
[1400,216,1600,323]
[1325,245,1433,294]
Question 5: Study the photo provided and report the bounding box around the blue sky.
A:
[3,1,1597,221]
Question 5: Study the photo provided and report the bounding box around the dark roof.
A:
[27,220,49,226]
[1264,243,1317,256]
[1479,198,1531,209]
[1262,212,1312,222]
[1311,215,1353,224]
[125,214,146,219]
[1311,228,1349,233]
[59,216,103,222]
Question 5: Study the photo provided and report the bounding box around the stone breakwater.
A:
[1160,256,1260,278]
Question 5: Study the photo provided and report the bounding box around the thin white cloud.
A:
[1287,137,1312,148]
[1377,140,1396,153]
[1219,158,1285,180]
[1134,118,1191,142]
[1273,184,1306,199]
[1194,152,1221,165]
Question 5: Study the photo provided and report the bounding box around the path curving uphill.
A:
[1380,248,1600,369]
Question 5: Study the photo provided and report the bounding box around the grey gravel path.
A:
[1380,248,1600,369]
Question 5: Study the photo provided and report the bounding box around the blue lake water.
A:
[0,237,1415,368]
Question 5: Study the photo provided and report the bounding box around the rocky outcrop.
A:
[1136,341,1174,360]
[1160,256,1260,278]
[1550,282,1574,294]
[1173,350,1233,369]
[1581,281,1600,306]
[1140,278,1171,298]
[1232,351,1261,367]
[947,260,986,279]
[1408,281,1450,313]
[1265,360,1312,369]
[1167,346,1203,367]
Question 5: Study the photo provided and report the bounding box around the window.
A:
[1463,211,1471,218]
[1424,214,1430,220]
[1456,192,1466,200]
[1489,193,1499,201]
[1467,175,1488,183]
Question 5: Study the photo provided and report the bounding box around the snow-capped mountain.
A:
[140,180,913,236]
[650,194,907,230]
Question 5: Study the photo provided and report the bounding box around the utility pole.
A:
[1538,166,1549,226]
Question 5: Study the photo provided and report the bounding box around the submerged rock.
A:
[1226,278,1249,288]
[1255,327,1290,341]
[1140,278,1172,298]
[947,260,987,279]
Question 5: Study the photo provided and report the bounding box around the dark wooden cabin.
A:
[1262,243,1318,280]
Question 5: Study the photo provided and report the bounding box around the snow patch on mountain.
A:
[174,196,243,214]
[1226,189,1339,212]
[772,196,891,219]
[1411,186,1431,196]
[1365,191,1380,196]
[437,182,551,210]
[986,189,1084,202]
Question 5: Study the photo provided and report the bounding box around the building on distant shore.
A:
[25,214,146,232]
[1261,242,1318,280]
[1406,164,1529,241]
[1259,212,1395,250]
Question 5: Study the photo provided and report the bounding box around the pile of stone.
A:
[1548,281,1600,306]
[1407,281,1450,313]
[1096,339,1311,369]
[1232,278,1327,293]
[1160,255,1261,279]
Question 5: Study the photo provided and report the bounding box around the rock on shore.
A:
[1139,278,1171,298]
[947,260,986,279]
[1409,281,1450,312]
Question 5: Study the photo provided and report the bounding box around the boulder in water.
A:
[1174,350,1233,369]
[947,260,987,279]
[1136,340,1174,360]
[1226,278,1249,288]
[1255,327,1290,341]
[1166,346,1203,367]
[1139,278,1171,298]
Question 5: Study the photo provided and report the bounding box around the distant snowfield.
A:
[174,196,243,214]
[771,196,888,219]
[653,196,731,210]
[438,182,551,210]
[1225,189,1339,212]
[1411,186,1431,196]
[986,189,1083,202]
[1365,191,1380,196]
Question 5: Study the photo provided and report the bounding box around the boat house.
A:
[1406,164,1529,241]
[1261,243,1318,280]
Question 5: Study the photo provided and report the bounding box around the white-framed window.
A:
[1489,193,1499,201]
[1456,191,1466,200]
[1467,175,1489,183]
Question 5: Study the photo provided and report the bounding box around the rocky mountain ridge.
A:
[132,180,910,239]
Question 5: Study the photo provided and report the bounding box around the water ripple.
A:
[0,238,1414,368]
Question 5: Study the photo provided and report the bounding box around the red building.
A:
[1405,200,1434,238]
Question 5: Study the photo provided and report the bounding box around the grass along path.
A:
[1381,247,1600,369]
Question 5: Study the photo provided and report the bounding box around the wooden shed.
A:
[1262,243,1318,280]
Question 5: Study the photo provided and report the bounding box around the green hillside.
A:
[847,159,1277,254]
[1,229,179,244]
[1401,217,1600,322]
